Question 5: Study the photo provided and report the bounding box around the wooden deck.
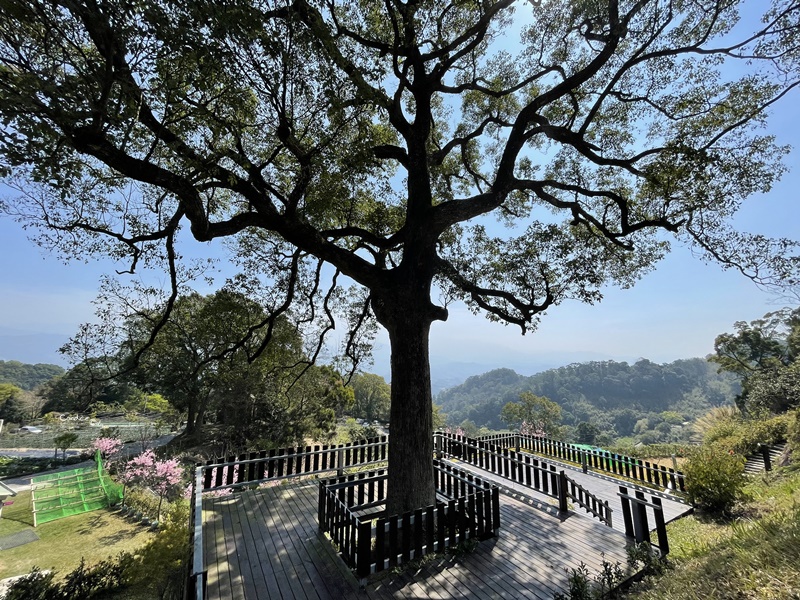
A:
[203,479,640,600]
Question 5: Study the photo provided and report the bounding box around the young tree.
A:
[502,391,563,438]
[54,431,79,461]
[123,449,183,521]
[350,373,391,423]
[1,1,799,513]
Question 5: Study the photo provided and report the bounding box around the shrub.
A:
[5,558,125,600]
[4,568,57,600]
[59,558,125,599]
[123,500,191,599]
[683,445,747,514]
[698,410,790,457]
[123,487,161,519]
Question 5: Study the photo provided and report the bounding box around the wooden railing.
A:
[318,461,501,582]
[618,486,670,556]
[201,436,388,491]
[563,475,613,528]
[477,433,687,493]
[190,436,389,600]
[434,432,613,528]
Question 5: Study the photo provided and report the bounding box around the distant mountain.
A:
[369,339,612,394]
[0,359,64,390]
[435,358,741,435]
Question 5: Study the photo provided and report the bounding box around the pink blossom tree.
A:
[91,437,124,461]
[122,449,184,521]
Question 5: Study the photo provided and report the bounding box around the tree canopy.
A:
[1,0,798,513]
[119,290,351,446]
[711,308,800,414]
[0,361,64,391]
[501,391,564,438]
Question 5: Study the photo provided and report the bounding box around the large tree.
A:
[1,0,799,514]
[711,307,800,413]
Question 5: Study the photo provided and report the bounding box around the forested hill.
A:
[0,360,64,390]
[436,358,740,436]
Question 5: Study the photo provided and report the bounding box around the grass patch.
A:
[624,464,800,599]
[0,491,154,580]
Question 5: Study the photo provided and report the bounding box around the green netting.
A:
[31,450,123,525]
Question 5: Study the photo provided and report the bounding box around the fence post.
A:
[337,447,344,477]
[581,451,588,473]
[356,520,372,582]
[557,471,569,513]
[633,490,649,543]
[318,481,326,532]
[759,443,772,472]
[651,496,669,557]
[619,487,634,539]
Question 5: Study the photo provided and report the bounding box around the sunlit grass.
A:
[625,465,800,599]
[0,490,154,580]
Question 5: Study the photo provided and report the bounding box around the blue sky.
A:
[1,4,798,379]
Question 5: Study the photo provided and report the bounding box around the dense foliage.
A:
[711,308,800,415]
[683,445,747,514]
[0,360,63,391]
[2,0,798,514]
[437,358,739,443]
[501,391,564,439]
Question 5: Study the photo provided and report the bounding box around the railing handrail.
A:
[191,467,205,600]
[201,435,389,491]
[435,431,613,527]
[618,486,670,556]
[203,437,388,470]
[318,461,501,580]
[474,432,686,492]
[435,432,560,479]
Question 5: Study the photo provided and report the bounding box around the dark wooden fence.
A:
[190,436,389,600]
[618,486,670,556]
[318,461,501,582]
[477,433,686,493]
[201,436,388,491]
[434,432,613,528]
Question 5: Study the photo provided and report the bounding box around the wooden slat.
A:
[203,479,645,600]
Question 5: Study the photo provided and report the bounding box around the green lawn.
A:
[0,490,154,580]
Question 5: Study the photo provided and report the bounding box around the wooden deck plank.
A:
[204,479,644,600]
[250,487,310,600]
[239,492,284,600]
[270,484,332,600]
[236,493,280,600]
[204,498,236,600]
[217,496,246,600]
[278,482,363,600]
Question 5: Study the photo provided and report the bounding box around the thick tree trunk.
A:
[184,397,200,436]
[382,309,436,516]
